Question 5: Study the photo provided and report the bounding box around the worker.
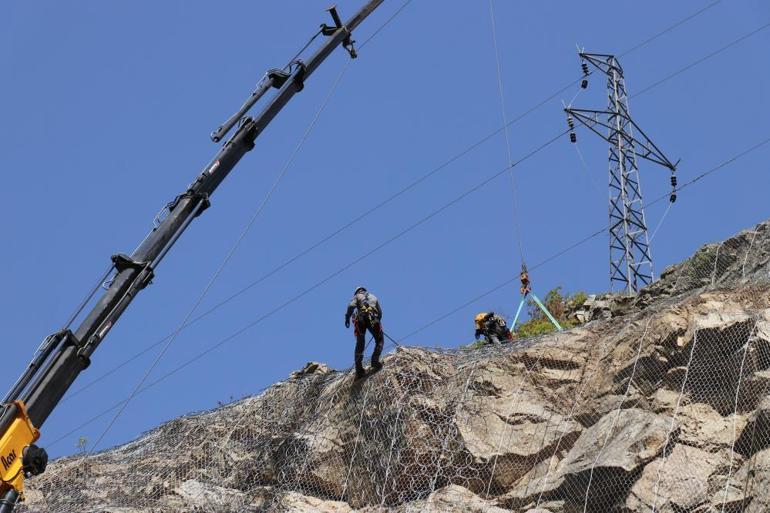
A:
[345,286,384,379]
[474,312,513,346]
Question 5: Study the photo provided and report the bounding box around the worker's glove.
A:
[345,317,351,329]
[474,329,482,339]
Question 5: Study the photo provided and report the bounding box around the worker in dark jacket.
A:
[345,286,384,379]
[474,312,513,346]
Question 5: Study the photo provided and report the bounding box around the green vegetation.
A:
[687,245,718,278]
[514,287,586,339]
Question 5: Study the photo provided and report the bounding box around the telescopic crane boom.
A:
[0,3,383,510]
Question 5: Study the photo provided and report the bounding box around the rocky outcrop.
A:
[18,220,770,512]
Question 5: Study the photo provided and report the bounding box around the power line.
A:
[632,19,770,99]
[618,0,723,58]
[60,6,769,405]
[359,0,413,50]
[44,129,566,449]
[401,134,770,343]
[46,131,770,449]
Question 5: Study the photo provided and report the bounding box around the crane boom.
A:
[0,2,384,509]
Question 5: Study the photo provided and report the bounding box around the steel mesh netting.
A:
[16,221,770,513]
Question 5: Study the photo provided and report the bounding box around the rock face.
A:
[18,221,770,512]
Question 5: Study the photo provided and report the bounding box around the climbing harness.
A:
[357,303,380,327]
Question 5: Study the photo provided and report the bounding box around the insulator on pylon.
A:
[581,79,588,89]
[670,175,677,187]
[567,115,575,129]
[670,193,677,203]
[570,132,577,143]
[581,62,589,76]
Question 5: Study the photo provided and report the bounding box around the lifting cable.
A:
[487,0,525,265]
[487,0,561,333]
[58,9,768,409]
[45,132,770,449]
[85,58,353,456]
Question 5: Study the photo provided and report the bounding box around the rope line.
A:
[719,320,756,512]
[488,0,525,263]
[581,319,652,512]
[648,200,673,243]
[650,326,700,512]
[339,380,373,501]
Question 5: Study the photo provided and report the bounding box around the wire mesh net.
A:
[16,221,770,512]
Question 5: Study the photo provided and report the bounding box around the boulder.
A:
[626,444,725,512]
[456,381,582,491]
[277,491,354,513]
[290,361,335,379]
[713,447,770,512]
[677,402,747,452]
[558,408,674,476]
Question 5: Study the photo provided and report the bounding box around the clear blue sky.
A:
[2,1,769,458]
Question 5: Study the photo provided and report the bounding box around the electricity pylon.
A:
[565,52,677,295]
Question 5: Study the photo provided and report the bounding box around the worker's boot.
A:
[370,332,384,373]
[355,352,366,380]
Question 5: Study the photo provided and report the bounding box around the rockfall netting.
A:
[18,221,770,512]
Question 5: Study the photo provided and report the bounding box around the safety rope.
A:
[380,378,408,505]
[649,326,700,512]
[718,320,756,513]
[339,379,372,501]
[578,319,652,512]
[428,360,479,492]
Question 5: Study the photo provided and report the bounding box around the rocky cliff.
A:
[19,220,770,513]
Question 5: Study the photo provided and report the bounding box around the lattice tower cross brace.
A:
[566,53,677,294]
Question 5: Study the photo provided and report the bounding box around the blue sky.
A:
[2,1,769,458]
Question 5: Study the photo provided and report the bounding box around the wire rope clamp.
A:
[0,401,44,499]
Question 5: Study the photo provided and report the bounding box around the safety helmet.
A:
[354,286,367,295]
[475,312,488,327]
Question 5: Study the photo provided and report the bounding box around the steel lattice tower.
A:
[566,53,677,295]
